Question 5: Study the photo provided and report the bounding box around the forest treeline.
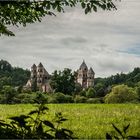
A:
[0,59,140,104]
[0,59,30,88]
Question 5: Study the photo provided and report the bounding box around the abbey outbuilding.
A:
[25,61,95,92]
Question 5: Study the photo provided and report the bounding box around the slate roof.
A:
[38,62,43,67]
[79,60,88,70]
[88,67,95,74]
[31,64,36,68]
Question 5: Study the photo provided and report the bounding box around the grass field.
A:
[0,104,140,139]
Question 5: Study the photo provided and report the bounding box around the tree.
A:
[0,60,30,89]
[74,95,87,103]
[86,87,96,98]
[0,59,12,72]
[1,85,17,104]
[104,84,138,103]
[94,82,106,97]
[0,0,117,36]
[50,68,75,95]
[135,82,140,101]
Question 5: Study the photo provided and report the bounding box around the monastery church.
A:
[26,61,95,92]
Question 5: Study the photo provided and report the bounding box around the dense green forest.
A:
[0,59,140,104]
[0,60,30,89]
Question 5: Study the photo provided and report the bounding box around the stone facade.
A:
[26,63,52,92]
[77,60,95,89]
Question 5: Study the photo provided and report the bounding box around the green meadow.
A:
[0,104,140,139]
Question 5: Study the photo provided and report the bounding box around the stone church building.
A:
[77,60,95,89]
[25,61,95,92]
[26,63,52,92]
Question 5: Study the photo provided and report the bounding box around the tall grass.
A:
[0,104,140,139]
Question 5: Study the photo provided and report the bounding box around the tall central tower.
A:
[31,64,37,82]
[77,60,95,89]
[26,62,51,92]
[37,62,50,87]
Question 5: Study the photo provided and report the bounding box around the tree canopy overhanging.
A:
[0,0,117,36]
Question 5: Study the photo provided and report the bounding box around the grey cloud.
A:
[0,0,140,77]
[61,36,87,46]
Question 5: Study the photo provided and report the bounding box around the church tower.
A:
[37,62,50,87]
[25,62,52,92]
[31,64,37,82]
[77,60,88,89]
[87,67,95,87]
[77,60,95,89]
[37,62,44,86]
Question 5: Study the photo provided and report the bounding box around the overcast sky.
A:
[0,0,140,77]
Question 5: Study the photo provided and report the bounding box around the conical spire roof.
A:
[88,67,95,74]
[31,64,36,68]
[38,62,43,67]
[79,60,88,70]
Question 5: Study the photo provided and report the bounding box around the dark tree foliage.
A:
[94,67,140,94]
[11,67,30,86]
[50,68,76,95]
[0,59,12,72]
[0,59,30,89]
[0,85,17,104]
[0,0,117,36]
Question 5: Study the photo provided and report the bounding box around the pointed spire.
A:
[79,60,88,70]
[31,64,36,68]
[38,62,43,67]
[88,67,95,74]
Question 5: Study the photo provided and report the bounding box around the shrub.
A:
[74,83,82,93]
[86,87,96,98]
[104,84,139,103]
[86,98,102,103]
[53,92,67,103]
[35,92,48,103]
[64,95,74,103]
[47,96,59,103]
[0,94,5,104]
[15,93,35,103]
[78,90,86,97]
[74,95,87,103]
[1,85,17,104]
